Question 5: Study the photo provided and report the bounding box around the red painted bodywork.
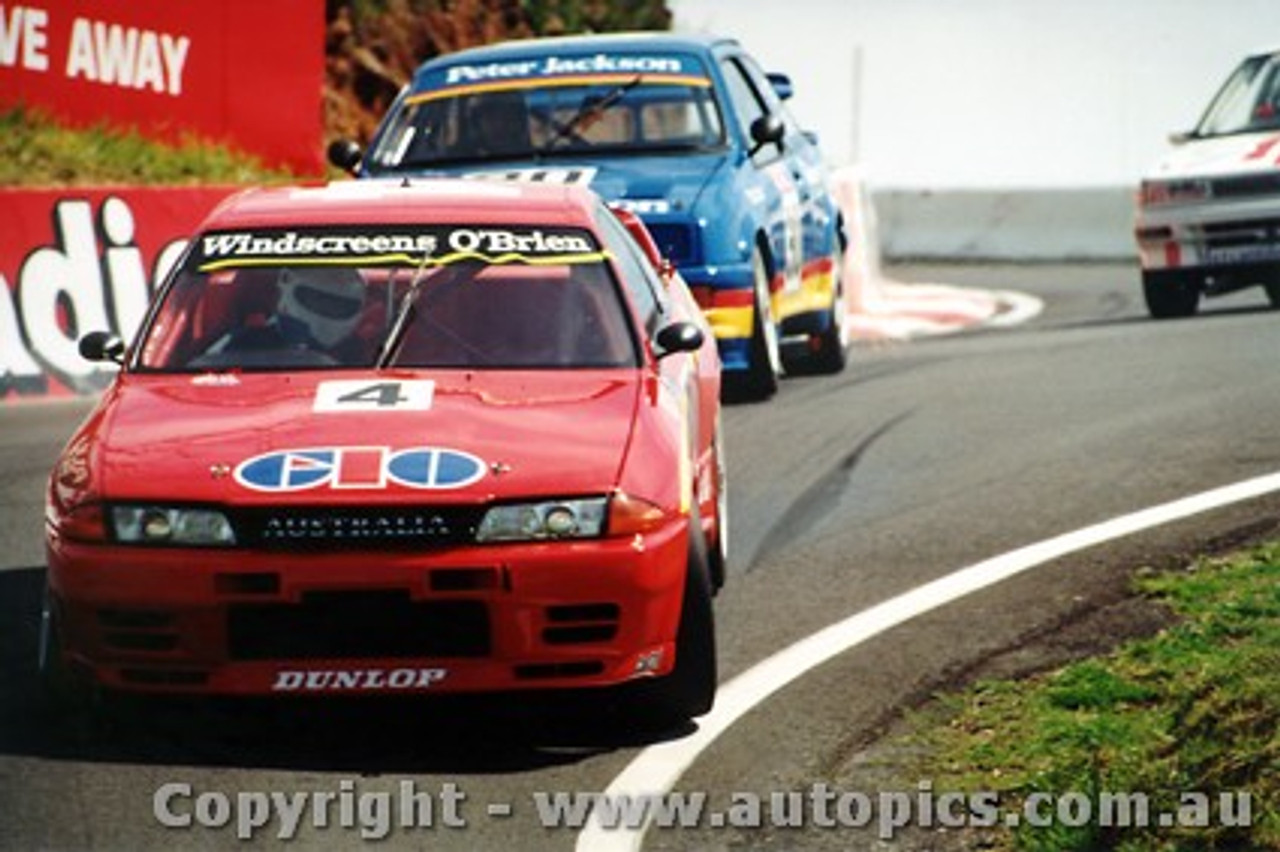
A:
[44,180,723,697]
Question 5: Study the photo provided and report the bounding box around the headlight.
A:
[1139,178,1211,207]
[476,498,607,543]
[111,505,237,546]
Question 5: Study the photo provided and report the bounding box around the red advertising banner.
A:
[1,186,239,401]
[0,1,325,173]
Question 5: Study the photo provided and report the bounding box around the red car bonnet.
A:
[93,370,641,505]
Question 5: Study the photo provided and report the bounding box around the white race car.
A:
[1136,46,1280,318]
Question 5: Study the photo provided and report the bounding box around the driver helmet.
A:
[277,266,365,348]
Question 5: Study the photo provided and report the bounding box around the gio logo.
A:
[234,446,486,492]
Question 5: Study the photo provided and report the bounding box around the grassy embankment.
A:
[901,546,1279,850]
[0,107,299,186]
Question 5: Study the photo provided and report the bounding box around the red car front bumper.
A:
[45,522,689,696]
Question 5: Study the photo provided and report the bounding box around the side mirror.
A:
[748,114,785,155]
[654,321,704,359]
[327,139,364,174]
[766,72,794,101]
[79,331,125,364]
[1167,130,1194,146]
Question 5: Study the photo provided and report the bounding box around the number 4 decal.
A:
[313,380,435,412]
[339,383,408,407]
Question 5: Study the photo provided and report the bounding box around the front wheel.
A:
[629,511,718,727]
[1264,279,1280,309]
[38,588,107,738]
[724,249,780,401]
[707,425,729,593]
[1143,269,1200,319]
[39,591,77,705]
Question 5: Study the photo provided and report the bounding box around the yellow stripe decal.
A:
[704,305,754,341]
[199,250,613,274]
[776,265,838,322]
[406,74,712,105]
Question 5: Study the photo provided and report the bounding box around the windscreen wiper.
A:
[540,74,643,152]
[375,254,435,368]
[376,260,480,367]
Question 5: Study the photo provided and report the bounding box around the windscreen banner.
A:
[1,187,237,402]
[0,0,324,172]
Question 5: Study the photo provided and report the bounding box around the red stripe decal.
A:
[801,256,834,278]
[712,289,755,309]
[1246,136,1280,161]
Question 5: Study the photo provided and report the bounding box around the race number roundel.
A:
[234,446,486,492]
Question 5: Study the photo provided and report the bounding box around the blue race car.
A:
[331,32,849,400]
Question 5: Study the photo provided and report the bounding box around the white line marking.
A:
[576,470,1280,850]
[986,290,1045,328]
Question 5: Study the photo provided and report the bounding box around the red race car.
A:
[42,179,726,725]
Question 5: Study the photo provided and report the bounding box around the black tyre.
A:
[723,248,780,401]
[707,424,729,594]
[38,589,106,737]
[1264,280,1280,309]
[1143,269,1200,319]
[632,511,718,727]
[38,591,76,704]
[805,314,848,374]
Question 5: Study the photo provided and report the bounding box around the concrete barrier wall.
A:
[872,186,1136,262]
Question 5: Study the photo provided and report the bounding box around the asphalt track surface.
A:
[4,261,1280,850]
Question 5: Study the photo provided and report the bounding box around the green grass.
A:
[903,545,1280,851]
[0,107,300,186]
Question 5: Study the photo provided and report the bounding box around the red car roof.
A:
[203,178,600,230]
